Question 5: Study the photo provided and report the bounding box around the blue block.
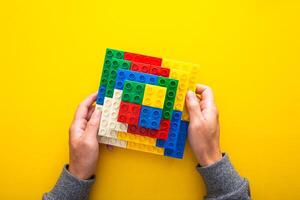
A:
[139,106,162,130]
[115,69,158,89]
[163,110,182,150]
[156,139,166,148]
[96,86,106,105]
[164,120,189,159]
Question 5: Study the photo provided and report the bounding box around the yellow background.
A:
[0,0,299,199]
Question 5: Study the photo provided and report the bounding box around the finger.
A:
[185,90,204,123]
[196,84,218,120]
[195,84,215,108]
[85,108,102,139]
[74,92,98,120]
[106,145,114,151]
[87,105,96,121]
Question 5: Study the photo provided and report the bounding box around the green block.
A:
[105,86,114,98]
[121,80,145,104]
[111,58,131,70]
[104,58,131,97]
[105,48,124,60]
[100,58,112,86]
[158,77,178,119]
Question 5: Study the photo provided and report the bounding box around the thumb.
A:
[185,91,204,123]
[85,108,102,138]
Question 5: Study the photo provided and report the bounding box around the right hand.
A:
[185,84,222,166]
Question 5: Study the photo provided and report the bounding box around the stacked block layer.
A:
[96,48,199,159]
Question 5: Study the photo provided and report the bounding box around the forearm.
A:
[43,165,95,200]
[197,154,250,200]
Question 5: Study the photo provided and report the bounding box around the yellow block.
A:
[142,84,167,109]
[127,142,164,155]
[169,69,189,111]
[182,106,190,121]
[117,132,156,146]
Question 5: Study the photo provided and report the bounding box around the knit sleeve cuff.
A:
[196,154,247,198]
[43,165,95,200]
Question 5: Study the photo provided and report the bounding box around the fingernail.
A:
[187,90,196,100]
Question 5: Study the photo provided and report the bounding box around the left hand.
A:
[68,92,101,179]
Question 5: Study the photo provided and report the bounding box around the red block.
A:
[118,101,141,125]
[127,119,171,140]
[156,119,170,139]
[149,65,160,75]
[158,67,170,77]
[149,65,170,77]
[124,52,162,66]
[130,62,151,73]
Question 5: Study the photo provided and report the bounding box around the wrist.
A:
[68,163,93,180]
[197,149,222,167]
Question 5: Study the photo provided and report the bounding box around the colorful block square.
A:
[96,48,200,159]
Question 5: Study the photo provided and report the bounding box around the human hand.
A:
[68,92,101,179]
[185,84,222,167]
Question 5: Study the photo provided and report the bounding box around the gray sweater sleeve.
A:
[43,165,95,200]
[197,154,250,200]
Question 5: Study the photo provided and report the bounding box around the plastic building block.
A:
[109,89,128,132]
[117,101,141,125]
[169,69,189,111]
[181,106,190,121]
[164,120,189,159]
[127,142,164,155]
[124,52,162,66]
[149,65,170,77]
[105,48,124,60]
[163,110,182,150]
[117,132,156,146]
[142,84,167,109]
[98,136,127,148]
[115,69,158,90]
[156,139,166,148]
[127,119,170,140]
[95,104,103,112]
[127,125,157,138]
[98,92,128,138]
[98,97,117,138]
[131,62,170,77]
[130,62,151,73]
[96,85,106,105]
[155,119,170,139]
[121,80,145,104]
[99,58,112,87]
[105,58,131,97]
[158,77,178,119]
[157,67,170,77]
[139,106,162,130]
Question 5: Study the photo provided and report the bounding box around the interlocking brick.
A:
[115,69,158,89]
[124,52,162,66]
[158,77,178,119]
[127,142,164,155]
[105,48,124,60]
[121,80,145,104]
[164,120,189,159]
[139,106,162,130]
[117,132,156,146]
[117,101,141,125]
[142,84,166,109]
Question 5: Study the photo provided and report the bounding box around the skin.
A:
[185,84,222,166]
[68,84,221,179]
